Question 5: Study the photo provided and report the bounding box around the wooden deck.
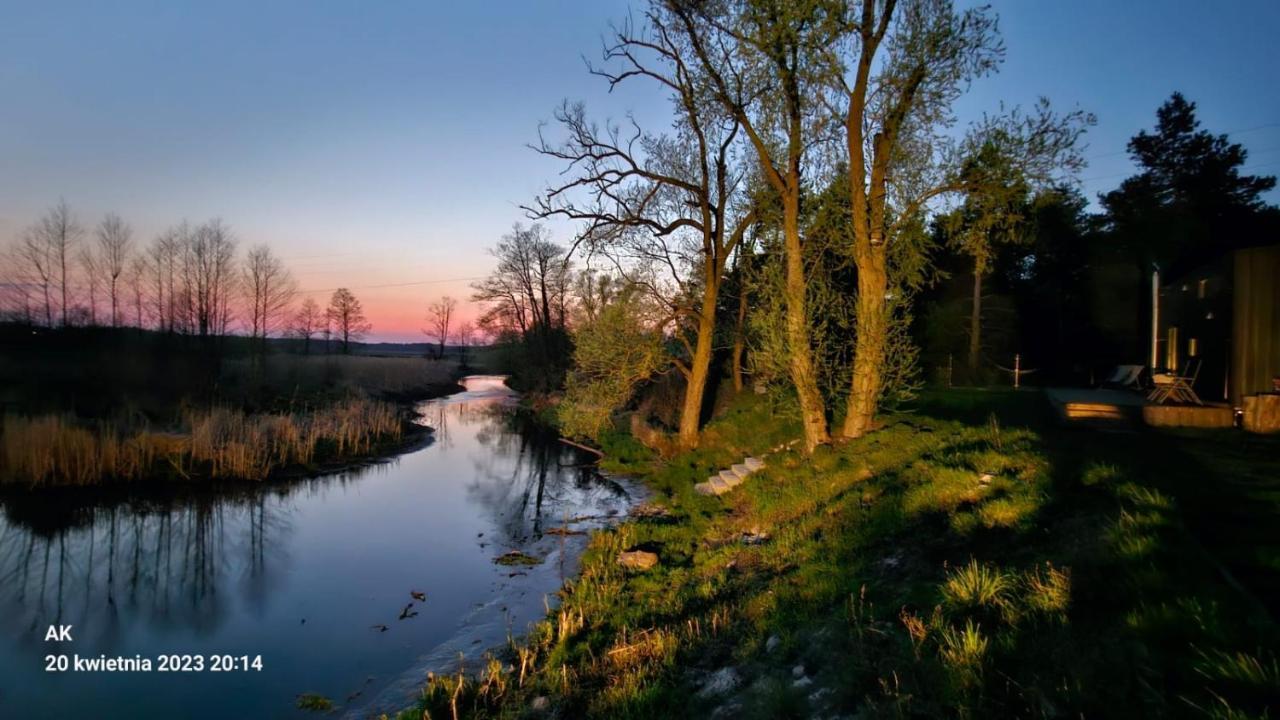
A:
[1045,387,1235,430]
[1045,388,1146,430]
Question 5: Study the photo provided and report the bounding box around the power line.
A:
[1078,157,1280,185]
[1081,121,1280,163]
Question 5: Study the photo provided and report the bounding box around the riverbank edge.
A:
[0,373,470,493]
[391,388,1280,719]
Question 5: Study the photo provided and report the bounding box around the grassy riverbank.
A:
[398,388,1280,719]
[0,344,462,486]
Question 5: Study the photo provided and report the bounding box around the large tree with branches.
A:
[528,12,761,449]
[831,0,1089,437]
[654,0,837,451]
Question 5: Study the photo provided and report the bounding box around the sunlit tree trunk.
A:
[783,191,830,451]
[844,240,888,439]
[677,271,720,449]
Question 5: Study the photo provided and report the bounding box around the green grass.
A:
[397,387,1280,719]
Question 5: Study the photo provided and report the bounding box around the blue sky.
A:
[2,0,1277,340]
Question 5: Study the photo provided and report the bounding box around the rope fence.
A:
[942,353,1041,388]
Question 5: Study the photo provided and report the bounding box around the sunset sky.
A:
[2,0,1278,341]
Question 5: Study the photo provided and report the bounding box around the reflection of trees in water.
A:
[460,400,627,546]
[0,472,365,641]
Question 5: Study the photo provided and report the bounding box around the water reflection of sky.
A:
[0,376,637,719]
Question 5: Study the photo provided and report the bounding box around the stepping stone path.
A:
[695,455,767,496]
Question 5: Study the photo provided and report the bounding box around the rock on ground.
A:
[617,549,659,571]
[697,667,741,698]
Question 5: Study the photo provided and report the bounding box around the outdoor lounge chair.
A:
[1148,358,1202,405]
[1101,364,1144,391]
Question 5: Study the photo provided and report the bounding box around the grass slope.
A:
[399,388,1279,719]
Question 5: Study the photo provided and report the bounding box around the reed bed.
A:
[0,398,403,486]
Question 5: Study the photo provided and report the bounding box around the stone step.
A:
[743,457,765,472]
[720,470,744,487]
[695,477,733,496]
[730,463,752,478]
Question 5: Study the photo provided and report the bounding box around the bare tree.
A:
[126,255,148,328]
[326,287,371,353]
[242,244,297,352]
[31,200,85,327]
[528,12,764,449]
[0,243,38,323]
[454,320,475,364]
[425,296,457,359]
[472,223,571,345]
[148,227,183,332]
[79,244,101,325]
[96,213,133,327]
[17,224,56,326]
[292,297,324,354]
[182,219,238,337]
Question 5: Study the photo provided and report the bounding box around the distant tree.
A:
[455,321,475,364]
[79,244,101,325]
[326,288,371,354]
[1102,92,1278,274]
[471,223,572,387]
[292,297,324,354]
[937,133,1085,376]
[182,220,238,338]
[147,229,183,332]
[425,296,457,359]
[96,213,133,327]
[34,200,84,326]
[242,244,297,352]
[17,224,56,326]
[126,255,148,328]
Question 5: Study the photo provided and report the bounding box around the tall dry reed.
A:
[0,398,403,487]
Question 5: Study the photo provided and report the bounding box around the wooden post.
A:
[1014,353,1021,389]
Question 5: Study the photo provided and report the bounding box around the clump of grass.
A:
[1195,648,1280,691]
[939,620,989,688]
[295,693,334,712]
[1022,562,1071,619]
[1081,461,1123,487]
[976,495,1038,529]
[903,465,988,516]
[494,551,543,567]
[941,560,1012,617]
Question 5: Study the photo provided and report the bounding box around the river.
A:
[0,376,638,718]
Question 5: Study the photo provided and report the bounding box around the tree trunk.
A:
[968,263,983,376]
[782,192,830,451]
[678,278,719,450]
[732,254,749,393]
[842,246,887,439]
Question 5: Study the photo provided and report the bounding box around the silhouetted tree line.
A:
[0,211,378,357]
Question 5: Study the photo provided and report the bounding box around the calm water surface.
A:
[0,376,637,718]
